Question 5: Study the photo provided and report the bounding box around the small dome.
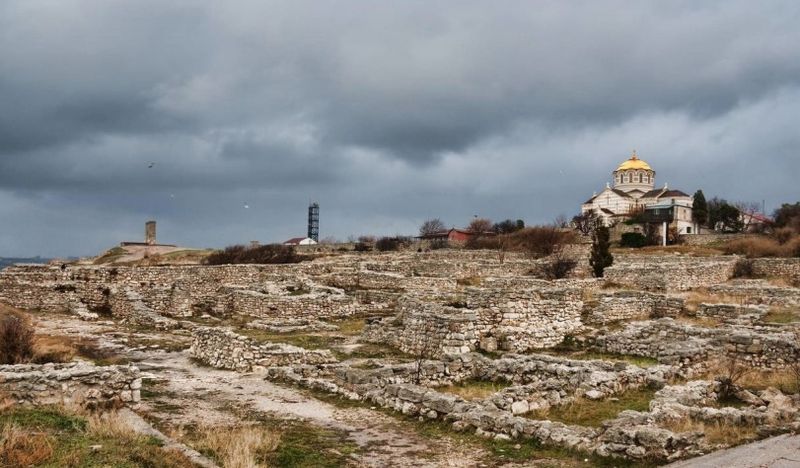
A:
[616,150,652,171]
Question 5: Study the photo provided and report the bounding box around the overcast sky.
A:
[2,1,799,257]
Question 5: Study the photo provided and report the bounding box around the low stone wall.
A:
[189,327,337,372]
[752,258,800,284]
[707,280,800,307]
[0,362,141,408]
[267,355,712,462]
[592,318,799,370]
[604,256,736,291]
[679,233,758,246]
[584,290,683,325]
[694,303,767,323]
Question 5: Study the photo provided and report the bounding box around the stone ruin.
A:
[1,249,800,463]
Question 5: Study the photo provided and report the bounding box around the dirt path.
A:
[32,313,489,467]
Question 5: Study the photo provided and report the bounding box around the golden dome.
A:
[616,150,652,171]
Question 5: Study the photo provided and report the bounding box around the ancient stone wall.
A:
[593,318,799,369]
[707,280,800,307]
[752,258,800,284]
[604,256,736,291]
[0,362,141,408]
[678,233,758,246]
[583,290,683,324]
[189,327,337,372]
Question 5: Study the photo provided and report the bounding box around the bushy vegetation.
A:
[203,244,302,265]
[375,236,412,252]
[538,255,578,280]
[732,259,755,278]
[510,227,577,257]
[0,312,34,365]
[724,235,800,258]
[619,232,648,248]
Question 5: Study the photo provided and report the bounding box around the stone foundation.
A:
[189,327,337,372]
[0,362,141,408]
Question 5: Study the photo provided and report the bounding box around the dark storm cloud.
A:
[1,0,800,256]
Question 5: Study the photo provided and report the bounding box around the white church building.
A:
[581,151,696,235]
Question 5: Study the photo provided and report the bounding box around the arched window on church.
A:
[625,174,630,183]
[645,174,650,184]
[638,173,643,183]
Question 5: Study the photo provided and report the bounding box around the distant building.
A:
[121,220,176,247]
[308,203,319,242]
[283,237,318,246]
[581,151,696,235]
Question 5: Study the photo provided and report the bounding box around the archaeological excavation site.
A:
[1,241,800,467]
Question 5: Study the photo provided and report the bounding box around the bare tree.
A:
[572,210,601,236]
[468,217,493,233]
[552,214,570,228]
[419,218,446,237]
[734,201,762,232]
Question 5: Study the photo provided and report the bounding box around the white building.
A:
[283,237,318,246]
[582,151,696,235]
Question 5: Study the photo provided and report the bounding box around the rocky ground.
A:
[31,311,588,467]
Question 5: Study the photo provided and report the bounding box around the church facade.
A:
[581,151,696,235]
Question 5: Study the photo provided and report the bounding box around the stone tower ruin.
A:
[145,220,157,245]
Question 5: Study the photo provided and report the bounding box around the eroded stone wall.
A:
[0,362,141,408]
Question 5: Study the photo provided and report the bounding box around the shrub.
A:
[353,242,372,252]
[724,237,783,258]
[464,235,502,250]
[539,256,578,280]
[504,227,576,257]
[773,227,796,244]
[375,236,411,252]
[732,259,755,278]
[0,314,34,364]
[203,244,302,265]
[620,232,648,248]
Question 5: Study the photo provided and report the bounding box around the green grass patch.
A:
[0,405,194,467]
[530,387,657,427]
[0,407,86,432]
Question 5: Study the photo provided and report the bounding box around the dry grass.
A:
[436,379,511,401]
[761,307,800,324]
[193,424,280,468]
[530,387,656,427]
[0,424,54,466]
[660,418,759,446]
[0,403,197,467]
[737,369,799,394]
[724,235,800,258]
[684,289,746,313]
[456,276,483,287]
[32,335,77,363]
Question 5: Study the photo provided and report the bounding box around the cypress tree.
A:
[692,190,708,227]
[590,226,613,277]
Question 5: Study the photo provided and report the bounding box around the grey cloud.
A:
[1,0,799,256]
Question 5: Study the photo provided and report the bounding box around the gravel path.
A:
[666,434,800,468]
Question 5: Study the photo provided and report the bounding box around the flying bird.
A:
[244,203,250,209]
[148,162,155,168]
